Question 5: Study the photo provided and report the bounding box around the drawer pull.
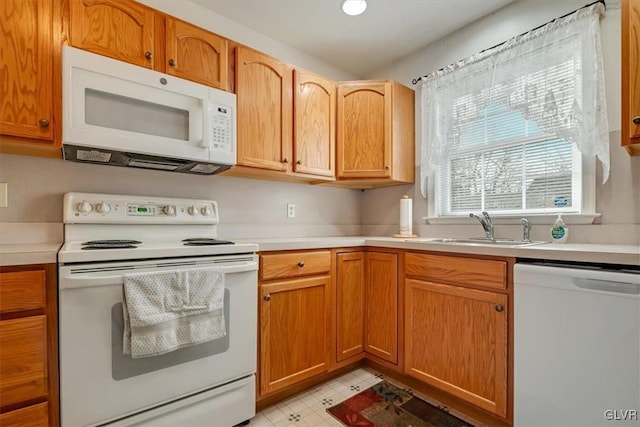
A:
[297,261,305,268]
[168,58,176,67]
[495,304,504,312]
[145,51,153,60]
[263,294,271,302]
[38,118,49,127]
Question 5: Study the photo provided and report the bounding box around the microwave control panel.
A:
[211,104,233,152]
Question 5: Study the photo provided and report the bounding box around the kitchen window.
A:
[419,3,608,222]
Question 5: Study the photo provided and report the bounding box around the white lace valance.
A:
[420,3,609,198]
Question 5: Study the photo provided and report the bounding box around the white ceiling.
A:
[192,0,516,77]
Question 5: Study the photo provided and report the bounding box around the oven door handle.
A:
[60,262,257,290]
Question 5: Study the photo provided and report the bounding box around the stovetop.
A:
[59,192,257,264]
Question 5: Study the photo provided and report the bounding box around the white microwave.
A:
[62,46,236,175]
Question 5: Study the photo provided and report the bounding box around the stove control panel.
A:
[64,193,219,224]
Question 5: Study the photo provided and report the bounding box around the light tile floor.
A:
[246,368,481,427]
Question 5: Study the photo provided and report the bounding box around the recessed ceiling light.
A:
[342,0,367,16]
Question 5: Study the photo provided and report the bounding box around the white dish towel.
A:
[122,267,226,358]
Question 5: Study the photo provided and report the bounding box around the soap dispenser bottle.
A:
[550,214,569,243]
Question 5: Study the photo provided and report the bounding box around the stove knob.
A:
[187,206,199,216]
[76,201,93,213]
[200,206,213,216]
[163,205,176,216]
[95,202,111,214]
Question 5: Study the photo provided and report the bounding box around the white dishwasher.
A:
[514,262,640,427]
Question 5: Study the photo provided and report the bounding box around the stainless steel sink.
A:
[408,237,547,247]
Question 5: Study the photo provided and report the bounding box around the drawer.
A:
[0,316,47,407]
[0,270,46,314]
[261,251,331,281]
[0,402,48,427]
[405,252,507,290]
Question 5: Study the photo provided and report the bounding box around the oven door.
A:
[59,255,257,427]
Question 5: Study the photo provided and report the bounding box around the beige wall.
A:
[362,0,640,244]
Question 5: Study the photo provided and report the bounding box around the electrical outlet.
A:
[287,203,295,218]
[0,183,7,208]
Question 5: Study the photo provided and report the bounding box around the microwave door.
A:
[63,48,212,162]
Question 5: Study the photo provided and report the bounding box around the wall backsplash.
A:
[0,154,362,239]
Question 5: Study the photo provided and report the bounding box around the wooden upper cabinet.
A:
[364,252,398,364]
[165,18,228,90]
[294,70,336,177]
[236,47,293,171]
[0,0,54,142]
[622,0,640,154]
[336,252,365,362]
[338,81,391,178]
[337,80,415,186]
[405,279,508,418]
[69,0,155,69]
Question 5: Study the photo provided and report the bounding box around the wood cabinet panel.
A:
[337,81,391,179]
[165,18,228,90]
[365,252,398,363]
[0,0,53,142]
[261,251,331,281]
[0,402,48,427]
[69,0,155,68]
[0,270,46,314]
[259,276,331,395]
[336,252,365,361]
[236,47,292,171]
[405,279,508,417]
[622,0,640,154]
[405,252,507,290]
[0,316,47,408]
[293,70,336,177]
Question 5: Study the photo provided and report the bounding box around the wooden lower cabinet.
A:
[336,252,365,362]
[364,252,398,364]
[404,278,508,418]
[0,264,58,427]
[259,275,332,395]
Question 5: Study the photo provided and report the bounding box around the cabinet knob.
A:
[297,261,305,268]
[38,118,49,127]
[296,160,302,165]
[168,58,176,67]
[495,304,504,312]
[263,294,271,302]
[385,165,390,170]
[145,51,153,60]
[633,116,640,125]
[283,158,289,164]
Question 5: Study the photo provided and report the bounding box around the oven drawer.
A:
[260,251,331,281]
[0,270,46,314]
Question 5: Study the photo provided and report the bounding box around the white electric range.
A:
[58,192,258,427]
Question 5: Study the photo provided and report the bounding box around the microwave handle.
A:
[200,100,213,149]
[187,101,207,148]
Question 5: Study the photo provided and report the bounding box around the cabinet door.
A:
[405,279,508,417]
[0,0,53,141]
[0,403,48,427]
[622,0,640,152]
[69,0,155,68]
[236,47,293,171]
[259,276,331,395]
[165,18,228,90]
[364,252,398,363]
[336,252,364,361]
[294,70,336,177]
[0,316,48,408]
[337,81,392,178]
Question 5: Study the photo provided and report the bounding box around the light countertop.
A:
[0,243,61,266]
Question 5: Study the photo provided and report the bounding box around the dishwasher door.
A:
[514,263,640,427]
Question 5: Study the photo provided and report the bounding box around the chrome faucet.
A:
[521,218,531,242]
[469,211,494,240]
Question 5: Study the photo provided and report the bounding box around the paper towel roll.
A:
[399,195,412,235]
